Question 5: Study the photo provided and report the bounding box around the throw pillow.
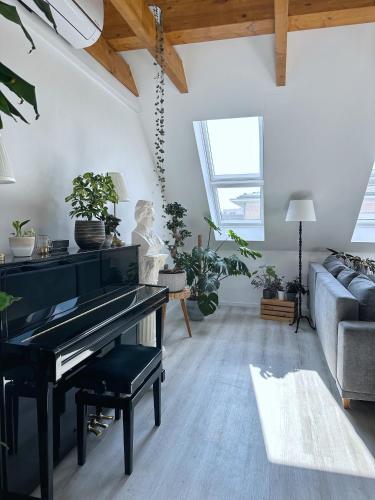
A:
[323,258,346,277]
[348,276,375,321]
[337,268,359,288]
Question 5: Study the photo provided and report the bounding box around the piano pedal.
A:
[87,425,102,437]
[94,413,115,422]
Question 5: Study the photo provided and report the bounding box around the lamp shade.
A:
[0,134,15,184]
[108,172,129,202]
[286,199,316,222]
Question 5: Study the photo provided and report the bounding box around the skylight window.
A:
[352,163,375,242]
[193,117,264,241]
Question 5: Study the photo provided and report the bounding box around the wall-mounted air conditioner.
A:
[19,0,104,48]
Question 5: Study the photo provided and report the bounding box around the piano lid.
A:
[3,284,166,351]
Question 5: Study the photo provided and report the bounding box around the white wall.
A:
[123,24,375,305]
[0,10,162,253]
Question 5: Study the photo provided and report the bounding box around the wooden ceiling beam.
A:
[85,36,138,96]
[274,0,289,86]
[105,6,375,52]
[110,0,188,93]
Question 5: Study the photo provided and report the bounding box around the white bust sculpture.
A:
[131,200,167,285]
[132,200,167,347]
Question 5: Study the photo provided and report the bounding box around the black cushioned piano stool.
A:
[75,344,163,476]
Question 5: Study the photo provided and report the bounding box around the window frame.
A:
[193,117,265,240]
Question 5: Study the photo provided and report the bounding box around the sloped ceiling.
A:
[124,23,375,251]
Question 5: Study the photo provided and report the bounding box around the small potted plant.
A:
[0,291,20,312]
[251,266,283,299]
[9,220,36,257]
[65,172,119,250]
[158,202,192,292]
[277,281,286,301]
[102,214,121,248]
[285,278,306,302]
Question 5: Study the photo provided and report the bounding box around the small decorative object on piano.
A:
[0,253,5,263]
[36,235,52,256]
[51,240,69,254]
[9,219,36,257]
[103,214,121,248]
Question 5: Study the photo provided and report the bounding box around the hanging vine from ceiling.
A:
[152,5,166,211]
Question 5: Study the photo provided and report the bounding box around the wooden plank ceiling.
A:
[87,0,375,95]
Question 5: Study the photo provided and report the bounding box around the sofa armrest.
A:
[337,321,375,398]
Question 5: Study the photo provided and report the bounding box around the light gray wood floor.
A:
[38,306,375,500]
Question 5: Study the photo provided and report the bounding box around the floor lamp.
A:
[286,199,316,333]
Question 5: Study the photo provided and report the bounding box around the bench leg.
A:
[153,377,161,427]
[77,399,87,466]
[123,405,134,476]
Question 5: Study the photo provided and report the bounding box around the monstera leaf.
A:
[198,292,219,316]
[0,291,20,312]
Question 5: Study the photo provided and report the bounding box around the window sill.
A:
[215,226,264,242]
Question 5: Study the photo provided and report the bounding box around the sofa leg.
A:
[342,398,351,409]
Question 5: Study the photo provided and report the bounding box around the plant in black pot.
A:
[251,266,283,299]
[102,214,121,248]
[178,217,261,320]
[65,172,119,250]
[285,278,306,302]
[158,202,192,292]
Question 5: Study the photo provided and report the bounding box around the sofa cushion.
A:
[323,258,347,277]
[348,276,375,321]
[337,268,359,288]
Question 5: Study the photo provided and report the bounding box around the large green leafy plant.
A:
[65,172,119,221]
[0,0,56,128]
[178,217,261,316]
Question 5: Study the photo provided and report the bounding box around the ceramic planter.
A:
[263,288,276,299]
[277,290,286,301]
[102,234,114,249]
[9,236,35,257]
[186,298,205,321]
[286,292,297,302]
[158,270,186,292]
[74,220,105,250]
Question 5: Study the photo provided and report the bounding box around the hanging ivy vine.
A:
[152,6,166,212]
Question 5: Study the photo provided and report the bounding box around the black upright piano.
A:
[0,246,168,499]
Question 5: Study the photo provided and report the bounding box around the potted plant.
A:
[65,172,119,250]
[9,219,35,257]
[251,266,283,299]
[158,202,192,292]
[178,217,261,320]
[102,214,121,248]
[285,278,306,302]
[277,280,286,301]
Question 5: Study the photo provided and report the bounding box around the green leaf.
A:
[204,216,221,234]
[0,63,39,118]
[32,0,58,31]
[0,1,35,51]
[0,291,21,312]
[0,90,29,126]
[198,292,219,316]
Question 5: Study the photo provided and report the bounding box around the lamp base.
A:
[112,235,125,247]
[290,314,315,334]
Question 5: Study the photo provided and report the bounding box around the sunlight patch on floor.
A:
[249,364,375,478]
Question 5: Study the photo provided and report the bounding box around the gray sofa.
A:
[308,259,375,408]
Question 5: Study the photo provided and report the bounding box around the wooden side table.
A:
[162,287,192,338]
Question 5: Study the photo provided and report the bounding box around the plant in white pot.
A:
[9,219,35,257]
[65,172,119,250]
[158,202,192,292]
[178,217,261,320]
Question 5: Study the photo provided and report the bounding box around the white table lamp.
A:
[286,199,316,332]
[108,172,129,246]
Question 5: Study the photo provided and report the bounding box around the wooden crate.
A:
[260,298,296,322]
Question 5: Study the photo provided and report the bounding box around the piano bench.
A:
[75,344,163,476]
